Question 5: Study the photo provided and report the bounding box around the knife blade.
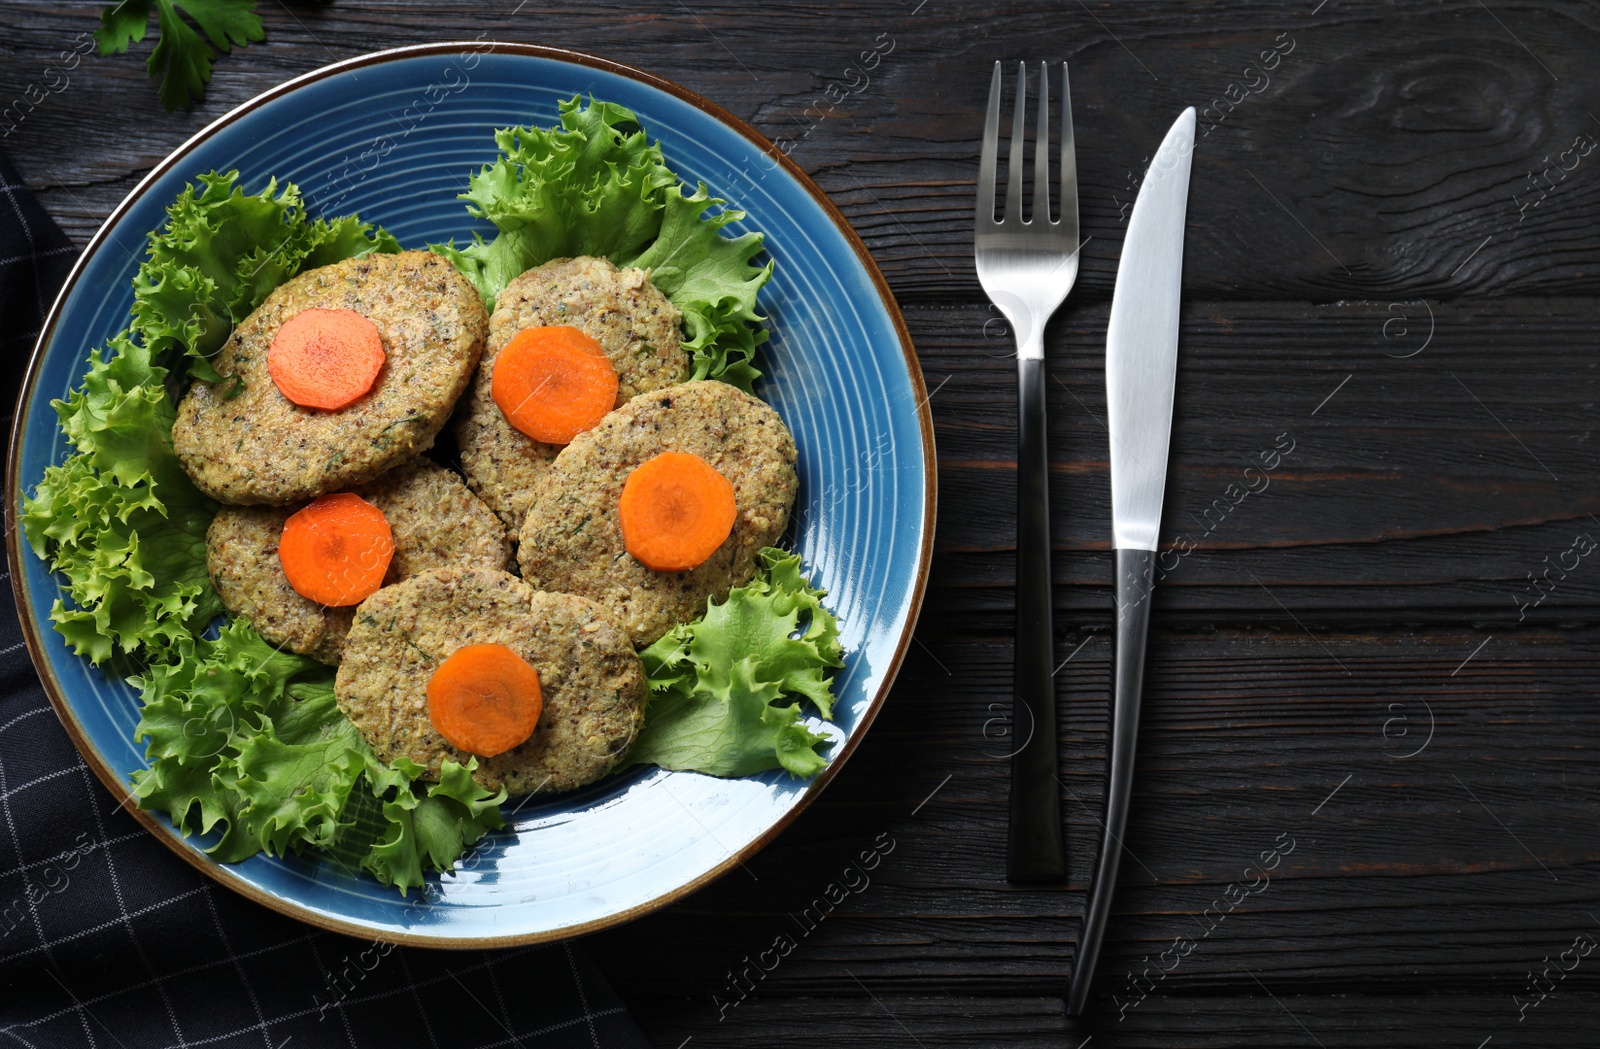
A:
[1107,107,1195,552]
[1066,106,1196,1017]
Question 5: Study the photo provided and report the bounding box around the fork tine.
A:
[1060,63,1079,247]
[1034,61,1051,224]
[977,61,1001,228]
[1005,61,1026,223]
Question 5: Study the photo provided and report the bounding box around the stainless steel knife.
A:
[1066,106,1196,1017]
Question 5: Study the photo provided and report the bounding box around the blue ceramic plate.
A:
[7,44,934,946]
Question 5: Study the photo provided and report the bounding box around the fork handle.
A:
[1066,548,1156,1015]
[1007,354,1066,882]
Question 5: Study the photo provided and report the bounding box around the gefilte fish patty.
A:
[206,458,511,664]
[517,380,798,647]
[173,250,487,505]
[455,255,686,531]
[335,566,647,795]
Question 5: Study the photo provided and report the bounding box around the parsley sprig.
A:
[94,0,266,111]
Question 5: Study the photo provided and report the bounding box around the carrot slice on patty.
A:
[618,451,738,573]
[278,492,395,606]
[491,325,619,444]
[268,307,386,411]
[427,643,543,757]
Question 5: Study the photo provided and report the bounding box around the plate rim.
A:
[4,40,937,948]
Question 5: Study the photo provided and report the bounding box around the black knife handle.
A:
[1066,547,1156,1015]
[1007,355,1066,883]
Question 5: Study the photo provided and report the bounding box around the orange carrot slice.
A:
[278,492,395,606]
[268,307,386,411]
[427,643,543,757]
[491,325,619,444]
[618,451,738,573]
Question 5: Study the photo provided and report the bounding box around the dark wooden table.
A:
[5,1,1598,1045]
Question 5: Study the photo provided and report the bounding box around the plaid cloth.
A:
[0,150,653,1048]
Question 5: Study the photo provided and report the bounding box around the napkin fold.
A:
[0,149,652,1048]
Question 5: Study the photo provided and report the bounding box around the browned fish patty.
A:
[334,566,646,795]
[517,380,798,647]
[206,458,512,664]
[173,250,487,505]
[456,255,686,531]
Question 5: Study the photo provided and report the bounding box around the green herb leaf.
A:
[432,95,773,389]
[95,0,265,112]
[94,1,155,55]
[630,548,842,778]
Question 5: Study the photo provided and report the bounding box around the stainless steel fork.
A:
[975,61,1079,882]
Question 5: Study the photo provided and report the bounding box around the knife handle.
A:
[1007,355,1066,882]
[1067,547,1156,1015]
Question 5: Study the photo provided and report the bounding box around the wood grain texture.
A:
[910,299,1600,626]
[587,630,1600,995]
[624,993,1600,1049]
[2,0,1597,1044]
[7,2,1600,300]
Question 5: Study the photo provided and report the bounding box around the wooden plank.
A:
[625,992,1600,1049]
[908,299,1600,623]
[632,997,1068,1049]
[585,629,1600,995]
[6,2,1600,300]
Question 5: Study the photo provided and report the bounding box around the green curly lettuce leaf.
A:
[437,98,675,296]
[131,619,506,893]
[132,171,399,381]
[432,95,772,390]
[631,548,843,778]
[365,758,509,890]
[21,334,218,664]
[624,184,771,390]
[95,0,265,112]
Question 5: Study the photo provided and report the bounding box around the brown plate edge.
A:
[3,40,938,950]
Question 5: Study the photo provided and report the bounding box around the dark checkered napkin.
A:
[0,149,653,1048]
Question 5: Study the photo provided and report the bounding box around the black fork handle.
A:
[1066,547,1156,1015]
[1006,355,1066,882]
